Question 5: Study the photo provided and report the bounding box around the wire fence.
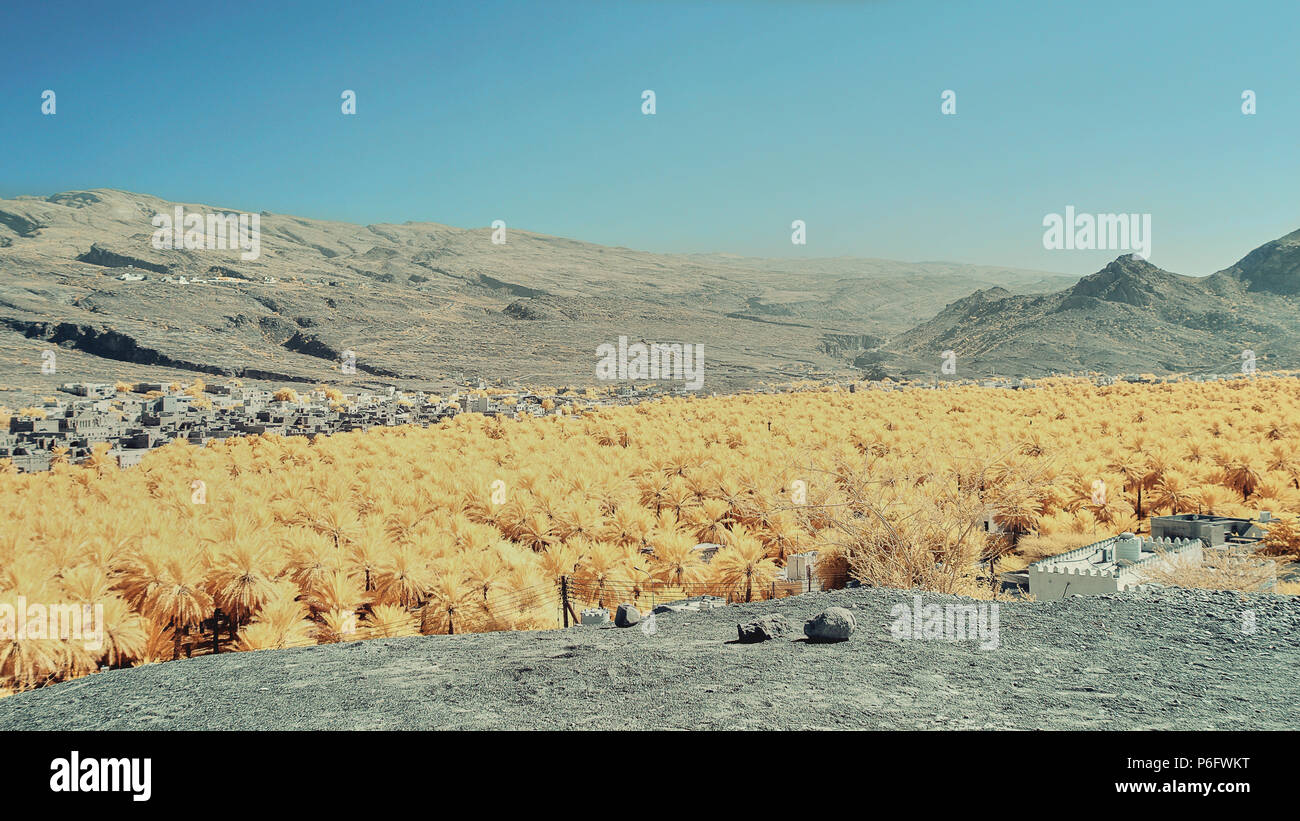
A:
[151,572,856,662]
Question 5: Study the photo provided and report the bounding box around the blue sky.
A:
[2,0,1297,276]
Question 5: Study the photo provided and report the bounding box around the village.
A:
[0,378,653,473]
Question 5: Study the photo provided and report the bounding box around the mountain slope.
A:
[886,239,1300,377]
[1211,227,1300,295]
[0,189,1071,395]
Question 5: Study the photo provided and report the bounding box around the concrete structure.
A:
[785,551,818,582]
[580,608,610,625]
[1027,531,1204,602]
[1149,513,1266,547]
[773,550,821,597]
[651,595,726,615]
[691,542,722,564]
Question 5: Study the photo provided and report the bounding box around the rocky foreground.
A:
[3,587,1297,730]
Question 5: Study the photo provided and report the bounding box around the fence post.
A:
[561,576,570,627]
[212,608,221,655]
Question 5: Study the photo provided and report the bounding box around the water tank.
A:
[1116,532,1142,563]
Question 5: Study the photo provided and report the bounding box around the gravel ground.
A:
[3,587,1297,730]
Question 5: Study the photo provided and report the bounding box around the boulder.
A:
[737,614,794,643]
[804,607,856,643]
[614,603,641,628]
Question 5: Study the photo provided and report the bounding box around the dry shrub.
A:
[804,449,1052,597]
[1260,516,1300,561]
[1138,547,1281,593]
[1003,532,1096,572]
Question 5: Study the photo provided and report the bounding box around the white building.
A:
[1027,532,1203,602]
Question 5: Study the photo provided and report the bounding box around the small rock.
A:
[737,615,794,643]
[804,607,856,643]
[615,603,641,628]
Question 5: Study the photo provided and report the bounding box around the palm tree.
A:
[1151,470,1198,514]
[346,520,388,592]
[463,551,508,602]
[283,530,341,598]
[514,512,557,552]
[550,500,605,542]
[141,550,213,658]
[207,540,280,626]
[372,543,434,608]
[574,541,629,608]
[993,493,1043,550]
[758,509,806,563]
[0,632,71,690]
[647,530,706,589]
[363,604,420,638]
[314,608,361,643]
[93,597,147,668]
[237,580,316,650]
[711,526,779,603]
[1217,450,1265,501]
[114,539,172,615]
[421,572,475,635]
[300,500,362,550]
[1264,442,1300,489]
[602,505,653,547]
[1193,484,1238,515]
[1106,450,1151,518]
[537,541,581,584]
[689,498,734,544]
[302,567,366,616]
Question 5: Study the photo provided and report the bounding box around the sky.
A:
[1,0,1297,277]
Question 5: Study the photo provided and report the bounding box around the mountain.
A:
[886,234,1300,377]
[0,189,1071,398]
[1211,227,1300,295]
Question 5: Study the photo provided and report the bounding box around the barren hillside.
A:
[0,189,1071,397]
